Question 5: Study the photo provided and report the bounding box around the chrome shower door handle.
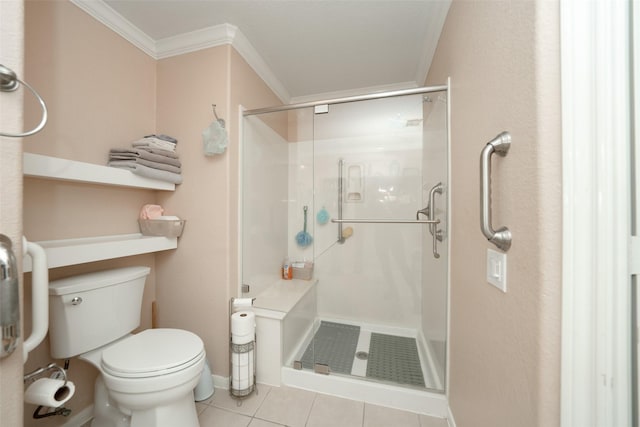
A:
[428,182,443,258]
[480,131,512,251]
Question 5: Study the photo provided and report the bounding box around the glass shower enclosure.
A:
[241,87,449,394]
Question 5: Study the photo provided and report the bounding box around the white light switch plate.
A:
[487,248,507,292]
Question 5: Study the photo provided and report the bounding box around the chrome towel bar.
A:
[332,219,440,224]
[480,131,512,251]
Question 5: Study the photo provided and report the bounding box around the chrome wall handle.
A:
[480,132,512,251]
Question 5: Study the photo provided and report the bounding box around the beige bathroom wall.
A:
[155,45,231,377]
[155,45,282,378]
[22,2,161,425]
[23,0,157,163]
[425,1,562,426]
[23,0,159,241]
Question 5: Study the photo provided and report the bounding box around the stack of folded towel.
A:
[108,134,182,184]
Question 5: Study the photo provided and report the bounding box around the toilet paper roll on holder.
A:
[24,363,73,418]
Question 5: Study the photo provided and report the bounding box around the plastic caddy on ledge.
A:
[292,261,313,280]
[138,217,186,237]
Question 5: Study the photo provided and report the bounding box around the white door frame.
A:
[561,0,634,426]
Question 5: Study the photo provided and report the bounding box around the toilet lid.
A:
[101,329,204,378]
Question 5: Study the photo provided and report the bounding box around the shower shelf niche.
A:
[22,153,178,272]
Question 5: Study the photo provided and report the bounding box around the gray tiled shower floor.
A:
[299,321,425,387]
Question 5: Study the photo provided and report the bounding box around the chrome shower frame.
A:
[243,85,449,117]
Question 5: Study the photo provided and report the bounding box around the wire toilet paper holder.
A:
[24,363,72,418]
[229,297,257,402]
[24,362,68,387]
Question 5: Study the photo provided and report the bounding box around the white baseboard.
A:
[213,374,229,390]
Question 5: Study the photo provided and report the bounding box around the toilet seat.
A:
[101,328,204,379]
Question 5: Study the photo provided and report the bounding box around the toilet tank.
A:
[48,266,151,359]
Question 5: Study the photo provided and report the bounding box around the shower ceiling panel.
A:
[97,0,451,100]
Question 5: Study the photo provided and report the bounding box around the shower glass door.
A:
[307,92,448,391]
[241,88,448,394]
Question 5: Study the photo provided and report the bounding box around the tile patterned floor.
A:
[196,385,449,427]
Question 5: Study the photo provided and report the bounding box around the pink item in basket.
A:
[139,204,164,219]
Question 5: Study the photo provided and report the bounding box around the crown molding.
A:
[155,24,237,59]
[70,0,289,103]
[153,24,289,102]
[70,0,156,58]
[230,30,291,103]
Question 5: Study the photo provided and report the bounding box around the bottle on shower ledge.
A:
[282,257,292,280]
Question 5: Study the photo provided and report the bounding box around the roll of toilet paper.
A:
[231,310,255,337]
[233,351,252,366]
[232,332,254,345]
[25,378,75,407]
[232,298,254,311]
[232,377,253,391]
[231,349,254,391]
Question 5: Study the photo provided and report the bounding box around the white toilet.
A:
[48,266,205,427]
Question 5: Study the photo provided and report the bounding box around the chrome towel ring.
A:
[0,64,48,138]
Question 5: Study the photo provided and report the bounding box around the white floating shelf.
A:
[23,153,175,191]
[23,233,177,272]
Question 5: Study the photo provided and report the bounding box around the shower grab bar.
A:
[332,219,440,224]
[480,131,512,251]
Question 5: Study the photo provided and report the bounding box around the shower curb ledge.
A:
[281,366,448,417]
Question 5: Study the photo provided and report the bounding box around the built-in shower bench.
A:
[251,278,317,386]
